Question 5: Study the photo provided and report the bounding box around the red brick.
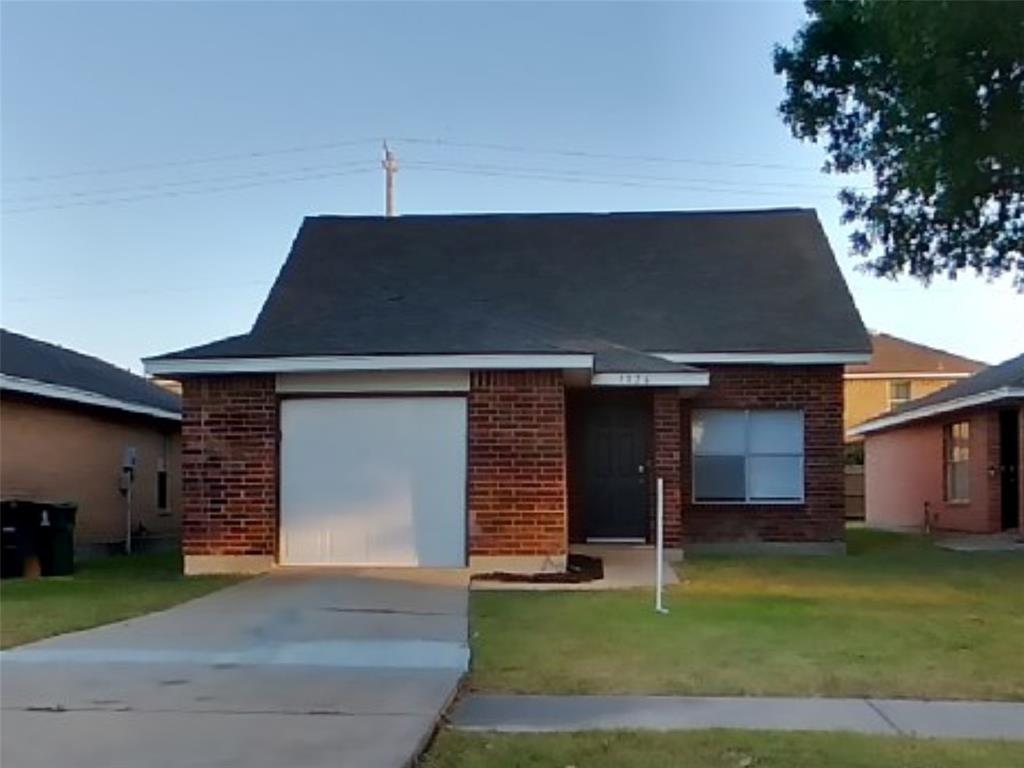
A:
[180,375,277,557]
[678,365,845,545]
[468,371,567,557]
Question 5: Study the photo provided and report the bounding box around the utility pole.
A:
[382,140,398,217]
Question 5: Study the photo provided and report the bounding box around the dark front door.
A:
[583,398,650,540]
[999,409,1020,530]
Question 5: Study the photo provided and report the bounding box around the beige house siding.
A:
[844,377,966,436]
[0,394,181,549]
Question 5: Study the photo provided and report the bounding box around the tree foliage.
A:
[774,1,1024,287]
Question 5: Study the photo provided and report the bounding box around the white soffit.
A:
[657,352,870,365]
[145,353,594,376]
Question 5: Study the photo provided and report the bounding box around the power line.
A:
[3,155,857,212]
[4,133,841,188]
[2,165,378,214]
[400,162,825,198]
[393,136,834,175]
[2,138,380,184]
[2,160,376,205]
[405,159,862,191]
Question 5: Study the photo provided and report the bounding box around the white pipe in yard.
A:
[655,477,668,614]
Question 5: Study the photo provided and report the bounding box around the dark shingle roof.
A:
[852,352,1024,434]
[153,209,870,361]
[1,329,180,417]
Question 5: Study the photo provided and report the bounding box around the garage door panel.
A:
[279,397,466,566]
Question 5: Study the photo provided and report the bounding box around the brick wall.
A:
[652,389,682,544]
[181,375,277,557]
[679,365,845,544]
[468,371,567,557]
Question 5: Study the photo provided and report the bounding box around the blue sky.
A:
[2,1,1020,372]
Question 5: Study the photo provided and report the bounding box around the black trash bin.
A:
[2,501,26,578]
[1,500,42,578]
[37,502,77,577]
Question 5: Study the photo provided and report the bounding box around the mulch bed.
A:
[472,553,603,584]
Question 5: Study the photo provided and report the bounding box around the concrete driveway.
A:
[1,568,468,768]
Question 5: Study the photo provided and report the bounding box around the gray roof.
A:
[1,329,180,418]
[893,352,1024,413]
[853,351,1024,434]
[153,209,870,361]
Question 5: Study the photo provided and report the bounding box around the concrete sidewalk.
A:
[451,694,1024,741]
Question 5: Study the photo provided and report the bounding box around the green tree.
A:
[774,1,1024,288]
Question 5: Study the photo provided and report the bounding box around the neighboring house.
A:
[850,353,1023,534]
[844,333,985,437]
[0,329,182,554]
[144,210,871,575]
[840,333,985,519]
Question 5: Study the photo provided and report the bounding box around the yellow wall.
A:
[844,377,964,436]
[0,395,181,548]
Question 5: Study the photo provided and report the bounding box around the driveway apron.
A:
[1,569,468,768]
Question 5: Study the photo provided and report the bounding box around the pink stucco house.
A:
[850,353,1023,535]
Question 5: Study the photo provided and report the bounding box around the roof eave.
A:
[848,386,1024,438]
[144,353,596,376]
[0,374,181,422]
[657,352,870,365]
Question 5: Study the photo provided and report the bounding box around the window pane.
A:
[748,456,803,500]
[693,411,746,455]
[694,455,746,501]
[949,461,969,501]
[748,411,803,454]
[890,381,911,401]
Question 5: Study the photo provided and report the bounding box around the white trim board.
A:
[848,387,1024,437]
[145,353,594,376]
[591,371,710,387]
[844,372,974,381]
[276,371,470,394]
[147,350,870,377]
[656,352,870,365]
[0,373,181,422]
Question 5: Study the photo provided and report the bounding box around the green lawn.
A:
[423,729,1024,768]
[0,551,241,649]
[470,529,1024,699]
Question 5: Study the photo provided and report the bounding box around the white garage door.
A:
[279,397,467,566]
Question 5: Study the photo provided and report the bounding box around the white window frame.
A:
[692,409,805,505]
[943,421,970,503]
[888,380,912,411]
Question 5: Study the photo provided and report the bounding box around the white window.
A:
[944,421,970,502]
[692,410,804,503]
[889,380,912,410]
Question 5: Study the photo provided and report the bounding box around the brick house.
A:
[849,353,1023,535]
[145,210,871,574]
